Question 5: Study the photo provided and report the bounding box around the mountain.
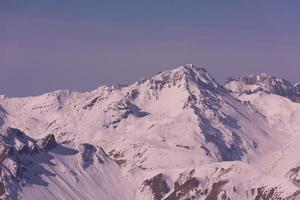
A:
[0,64,300,200]
[225,73,300,102]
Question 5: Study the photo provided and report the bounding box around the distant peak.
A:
[173,64,207,73]
[228,73,292,86]
[184,63,194,68]
[228,73,273,84]
[294,82,300,88]
[225,73,300,102]
[146,64,219,90]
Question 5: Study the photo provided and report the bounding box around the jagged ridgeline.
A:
[0,64,300,200]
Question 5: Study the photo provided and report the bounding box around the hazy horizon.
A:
[1,1,300,97]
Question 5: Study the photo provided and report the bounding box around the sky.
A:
[1,1,300,97]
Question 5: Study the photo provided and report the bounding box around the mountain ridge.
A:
[0,64,300,200]
[225,73,300,102]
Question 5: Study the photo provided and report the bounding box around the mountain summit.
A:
[0,65,300,200]
[146,64,220,89]
[226,73,300,102]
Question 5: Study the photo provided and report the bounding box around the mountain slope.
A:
[0,64,299,200]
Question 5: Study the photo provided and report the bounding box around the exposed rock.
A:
[0,127,38,155]
[287,166,300,186]
[165,177,201,200]
[175,144,190,150]
[285,190,300,200]
[82,96,102,110]
[140,173,170,200]
[0,143,10,164]
[0,127,25,145]
[174,169,196,190]
[79,143,96,169]
[79,143,110,168]
[16,143,28,154]
[0,106,7,127]
[250,186,284,200]
[95,147,110,164]
[226,74,300,102]
[294,83,300,96]
[0,180,5,197]
[37,134,57,151]
[163,169,203,200]
[205,180,229,200]
[103,99,148,128]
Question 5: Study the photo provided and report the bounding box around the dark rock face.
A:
[103,99,148,128]
[0,127,80,199]
[0,141,10,197]
[226,74,300,102]
[0,179,5,197]
[0,127,37,155]
[138,167,299,200]
[141,173,170,200]
[165,177,201,200]
[173,169,196,190]
[249,186,289,200]
[82,96,102,110]
[198,115,246,161]
[1,128,26,145]
[205,180,229,200]
[37,134,57,151]
[95,147,110,164]
[287,165,300,186]
[285,190,300,200]
[294,83,300,101]
[79,143,97,169]
[164,169,203,200]
[108,149,127,167]
[79,143,110,169]
[0,106,7,127]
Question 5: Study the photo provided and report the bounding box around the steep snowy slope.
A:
[0,64,299,200]
[226,78,300,188]
[226,75,300,195]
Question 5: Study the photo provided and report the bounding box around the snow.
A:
[0,64,300,199]
[232,92,300,181]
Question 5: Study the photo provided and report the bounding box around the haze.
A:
[1,1,300,97]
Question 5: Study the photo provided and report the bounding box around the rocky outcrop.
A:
[37,134,57,151]
[205,180,229,200]
[285,190,300,200]
[140,173,170,200]
[79,143,110,169]
[287,165,300,186]
[226,74,300,102]
[79,143,96,168]
[0,106,7,127]
[146,64,220,91]
[0,127,38,154]
[165,177,201,200]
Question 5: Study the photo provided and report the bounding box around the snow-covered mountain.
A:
[0,64,300,200]
[225,73,300,102]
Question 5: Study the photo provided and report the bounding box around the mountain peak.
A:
[225,73,300,102]
[146,64,219,90]
[174,63,207,72]
[1,64,300,199]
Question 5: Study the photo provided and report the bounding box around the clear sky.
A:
[1,1,300,97]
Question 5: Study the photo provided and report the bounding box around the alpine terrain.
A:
[0,64,300,200]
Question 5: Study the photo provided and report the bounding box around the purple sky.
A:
[1,1,300,97]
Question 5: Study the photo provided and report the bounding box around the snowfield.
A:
[0,64,300,200]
